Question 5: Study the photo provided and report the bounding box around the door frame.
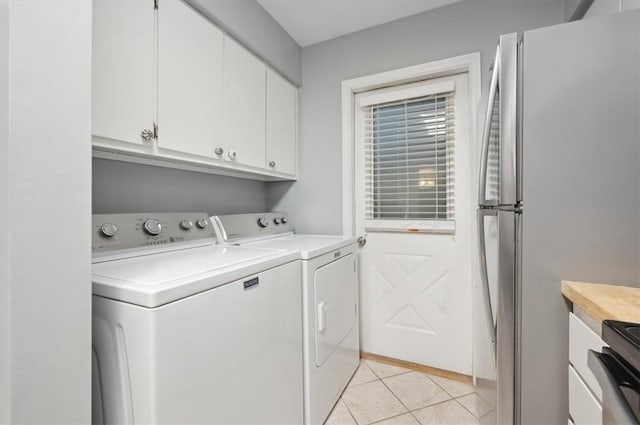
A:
[340,52,482,237]
[341,53,482,375]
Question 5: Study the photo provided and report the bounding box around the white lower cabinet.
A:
[568,312,606,425]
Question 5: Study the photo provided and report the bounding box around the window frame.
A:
[357,77,458,234]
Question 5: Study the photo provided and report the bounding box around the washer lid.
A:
[244,234,357,259]
[92,245,299,308]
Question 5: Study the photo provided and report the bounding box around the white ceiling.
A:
[257,0,463,47]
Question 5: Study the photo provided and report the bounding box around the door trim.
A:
[340,53,482,237]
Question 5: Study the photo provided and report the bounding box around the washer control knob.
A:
[100,223,118,238]
[143,219,162,235]
[257,217,269,228]
[274,217,282,225]
[180,220,193,230]
[196,219,208,229]
[281,217,288,224]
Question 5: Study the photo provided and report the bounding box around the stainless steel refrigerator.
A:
[475,9,640,425]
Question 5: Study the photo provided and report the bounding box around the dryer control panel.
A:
[213,212,293,243]
[92,213,216,258]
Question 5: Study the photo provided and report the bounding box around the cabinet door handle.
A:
[269,160,276,168]
[227,150,237,160]
[140,128,154,141]
[214,147,224,156]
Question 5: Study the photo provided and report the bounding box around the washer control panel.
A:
[214,212,293,243]
[92,213,216,253]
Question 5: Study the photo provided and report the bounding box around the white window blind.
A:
[362,88,455,233]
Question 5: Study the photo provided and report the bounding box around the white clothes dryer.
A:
[211,212,360,425]
[91,213,303,425]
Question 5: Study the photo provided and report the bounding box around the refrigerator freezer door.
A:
[498,33,519,207]
[478,46,500,207]
[478,33,519,208]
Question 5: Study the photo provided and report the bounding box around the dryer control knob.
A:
[143,219,162,235]
[196,219,208,229]
[281,217,288,224]
[180,220,193,230]
[100,223,118,238]
[257,217,269,228]
[274,217,282,225]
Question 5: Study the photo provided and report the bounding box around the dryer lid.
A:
[246,235,357,260]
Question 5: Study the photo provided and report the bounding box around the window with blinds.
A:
[362,89,455,232]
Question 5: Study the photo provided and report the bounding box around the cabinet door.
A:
[266,69,297,176]
[92,0,155,146]
[157,0,223,158]
[223,37,266,169]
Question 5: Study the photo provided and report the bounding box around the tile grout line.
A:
[377,373,416,422]
[347,360,482,424]
[340,395,361,425]
[416,371,481,419]
[452,396,482,420]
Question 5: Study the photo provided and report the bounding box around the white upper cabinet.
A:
[92,0,155,146]
[157,0,223,158]
[92,0,297,181]
[266,69,297,176]
[223,37,267,169]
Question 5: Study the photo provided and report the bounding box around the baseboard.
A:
[360,352,473,385]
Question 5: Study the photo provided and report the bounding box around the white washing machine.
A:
[91,213,303,425]
[211,212,360,425]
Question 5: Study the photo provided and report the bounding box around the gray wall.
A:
[268,0,565,235]
[188,0,301,85]
[93,159,268,215]
[1,1,92,422]
[93,0,300,217]
[565,0,586,20]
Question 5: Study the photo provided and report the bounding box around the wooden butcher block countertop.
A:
[561,280,640,324]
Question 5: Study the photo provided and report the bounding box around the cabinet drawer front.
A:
[570,312,607,401]
[569,366,602,425]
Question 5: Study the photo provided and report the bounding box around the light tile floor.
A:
[325,359,492,425]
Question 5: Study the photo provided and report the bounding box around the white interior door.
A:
[355,73,473,375]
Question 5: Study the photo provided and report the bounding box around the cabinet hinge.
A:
[154,0,158,10]
[153,123,158,140]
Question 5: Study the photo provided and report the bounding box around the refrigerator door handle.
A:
[477,208,498,364]
[478,45,500,206]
